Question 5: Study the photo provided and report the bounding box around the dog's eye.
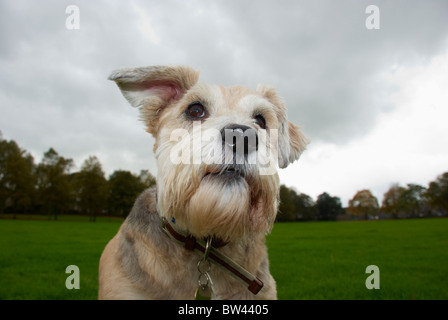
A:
[186,102,206,119]
[254,114,266,129]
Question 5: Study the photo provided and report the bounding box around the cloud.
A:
[280,49,448,205]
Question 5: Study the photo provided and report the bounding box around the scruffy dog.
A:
[99,65,308,299]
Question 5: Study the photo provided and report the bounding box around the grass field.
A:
[267,219,448,299]
[1,216,447,300]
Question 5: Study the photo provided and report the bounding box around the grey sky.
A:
[1,0,448,205]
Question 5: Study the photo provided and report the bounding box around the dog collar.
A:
[160,217,264,295]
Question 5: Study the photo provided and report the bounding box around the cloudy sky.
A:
[1,0,447,206]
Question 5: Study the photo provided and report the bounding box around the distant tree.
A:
[278,185,317,222]
[138,169,156,189]
[108,170,146,217]
[278,185,296,221]
[382,183,405,219]
[36,148,73,220]
[426,172,448,214]
[398,184,427,217]
[315,192,344,221]
[348,189,379,219]
[294,192,317,221]
[75,156,108,221]
[0,138,36,215]
[383,183,428,218]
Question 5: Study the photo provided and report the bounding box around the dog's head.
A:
[109,65,308,242]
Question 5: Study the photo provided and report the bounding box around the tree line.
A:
[278,175,448,222]
[1,133,447,222]
[0,134,155,221]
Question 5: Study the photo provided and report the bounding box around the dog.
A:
[98,65,308,299]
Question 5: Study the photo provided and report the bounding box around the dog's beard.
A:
[157,162,279,242]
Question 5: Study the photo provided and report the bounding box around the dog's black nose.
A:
[221,124,258,163]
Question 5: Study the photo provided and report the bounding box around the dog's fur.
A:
[99,65,308,299]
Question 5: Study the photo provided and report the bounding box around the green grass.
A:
[1,217,447,299]
[0,218,121,299]
[267,219,448,299]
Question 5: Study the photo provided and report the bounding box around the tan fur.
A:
[99,65,308,300]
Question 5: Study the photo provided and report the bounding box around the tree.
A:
[398,184,427,217]
[382,183,405,219]
[108,170,146,217]
[75,156,108,221]
[0,138,36,215]
[315,192,344,221]
[138,169,156,188]
[348,189,379,219]
[278,185,317,222]
[426,172,448,214]
[36,148,73,220]
[278,185,295,221]
[383,183,428,218]
[294,193,317,221]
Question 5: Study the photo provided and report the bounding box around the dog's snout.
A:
[221,124,258,161]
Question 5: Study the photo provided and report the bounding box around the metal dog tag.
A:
[195,272,214,300]
[195,238,215,300]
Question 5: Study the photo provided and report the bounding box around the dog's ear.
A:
[109,65,199,135]
[257,85,309,168]
[282,120,310,167]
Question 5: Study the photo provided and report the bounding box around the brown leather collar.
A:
[162,219,228,250]
[161,217,264,295]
